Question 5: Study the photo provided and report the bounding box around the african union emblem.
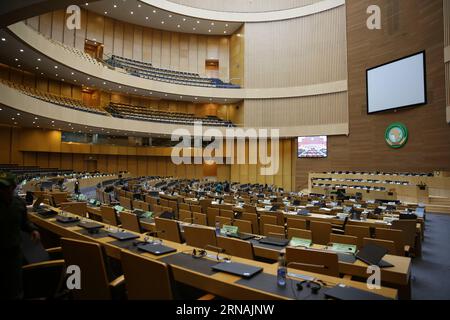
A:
[385,123,408,149]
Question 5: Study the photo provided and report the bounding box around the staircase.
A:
[426,196,450,214]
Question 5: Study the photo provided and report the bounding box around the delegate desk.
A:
[28,206,397,300]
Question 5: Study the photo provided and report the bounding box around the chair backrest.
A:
[286,217,307,230]
[363,238,397,255]
[167,200,178,215]
[183,225,217,249]
[159,198,169,207]
[329,234,358,247]
[207,207,220,226]
[375,228,404,256]
[60,238,111,300]
[286,247,339,277]
[120,211,142,233]
[216,236,254,260]
[215,216,232,228]
[120,250,174,300]
[51,192,69,206]
[193,212,207,226]
[179,203,190,211]
[191,205,202,213]
[144,195,158,207]
[345,225,371,248]
[263,224,286,238]
[391,220,416,247]
[119,196,132,210]
[132,200,143,211]
[178,209,192,223]
[241,212,259,234]
[100,205,119,226]
[243,204,257,214]
[233,219,253,234]
[220,209,235,219]
[287,228,312,240]
[60,202,87,217]
[260,214,278,235]
[310,221,332,245]
[154,217,183,243]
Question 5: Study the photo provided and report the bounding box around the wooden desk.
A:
[28,208,397,300]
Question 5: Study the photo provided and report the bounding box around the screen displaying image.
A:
[367,51,426,114]
[298,136,327,158]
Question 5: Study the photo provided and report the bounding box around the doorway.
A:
[205,59,219,79]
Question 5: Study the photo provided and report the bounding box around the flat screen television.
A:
[366,51,426,114]
[298,136,327,158]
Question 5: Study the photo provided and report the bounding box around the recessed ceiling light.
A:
[146,16,149,20]
[19,49,24,52]
[183,18,186,21]
[17,65,21,68]
[153,10,157,13]
[74,79,77,82]
[87,77,90,80]
[196,21,200,24]
[61,79,64,81]
[193,27,196,30]
[130,11,134,15]
[104,11,108,15]
[211,22,215,26]
[54,66,58,69]
[14,58,18,61]
[32,121,35,124]
[40,72,44,75]
[119,86,122,88]
[51,121,54,123]
[34,117,38,120]
[161,21,165,24]
[169,14,172,18]
[113,4,117,8]
[138,4,141,7]
[224,31,227,34]
[0,108,2,111]
[208,30,211,33]
[177,25,180,28]
[71,72,74,75]
[225,24,229,27]
[37,58,41,61]
[195,97,198,100]
[55,74,58,77]
[85,3,88,5]
[1,38,5,41]
[17,113,20,116]
[14,122,18,125]
[35,67,39,70]
[12,118,15,120]
[103,82,106,85]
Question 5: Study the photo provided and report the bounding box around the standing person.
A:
[74,179,80,194]
[0,172,40,300]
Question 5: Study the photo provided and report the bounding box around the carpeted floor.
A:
[411,213,450,300]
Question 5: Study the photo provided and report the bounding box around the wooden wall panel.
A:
[33,9,230,80]
[0,126,12,164]
[295,0,450,190]
[244,5,347,88]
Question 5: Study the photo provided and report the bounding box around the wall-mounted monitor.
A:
[366,51,427,114]
[298,136,327,158]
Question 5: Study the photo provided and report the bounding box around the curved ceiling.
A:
[84,0,242,35]
[141,0,346,22]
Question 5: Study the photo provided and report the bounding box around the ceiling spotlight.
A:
[224,31,227,34]
[103,82,106,85]
[54,66,58,69]
[34,117,38,120]
[196,21,200,24]
[55,74,58,77]
[211,22,215,26]
[193,27,196,30]
[183,18,186,21]
[138,4,141,7]
[14,58,18,61]
[37,58,41,61]
[161,21,165,24]
[40,72,44,75]
[208,30,211,33]
[85,3,88,5]
[104,11,108,15]
[153,10,156,13]
[225,24,229,27]
[71,72,74,75]
[113,4,117,8]
[51,121,54,123]
[12,118,15,120]
[146,16,149,20]
[177,25,180,28]
[74,79,77,82]
[17,113,20,116]
[130,11,134,15]
[17,65,21,68]
[32,121,35,124]
[19,49,24,52]
[169,14,172,18]
[1,38,5,41]
[87,77,90,80]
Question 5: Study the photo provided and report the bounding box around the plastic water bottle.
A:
[215,221,221,236]
[277,253,287,287]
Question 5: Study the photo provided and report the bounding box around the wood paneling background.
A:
[168,0,322,12]
[243,93,348,129]
[26,9,230,81]
[229,26,245,87]
[244,5,347,88]
[295,0,450,190]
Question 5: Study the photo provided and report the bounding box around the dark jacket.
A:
[0,196,37,249]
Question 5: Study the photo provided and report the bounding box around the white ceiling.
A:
[84,0,242,35]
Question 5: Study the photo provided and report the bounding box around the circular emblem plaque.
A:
[385,123,408,149]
